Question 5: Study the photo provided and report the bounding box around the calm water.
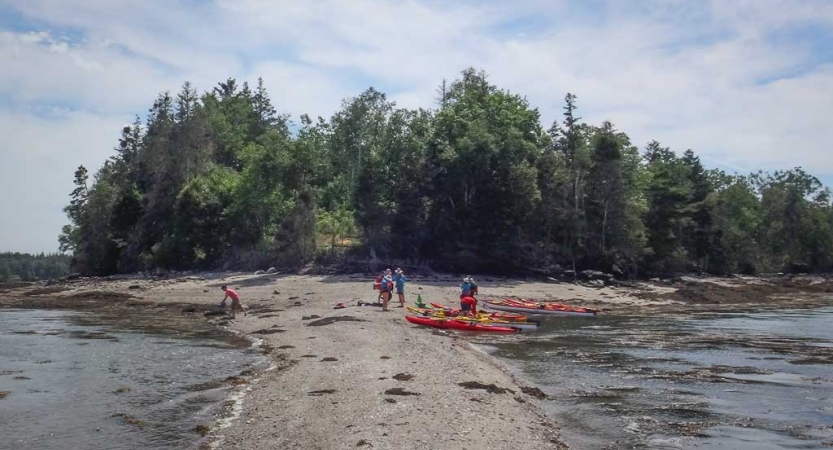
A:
[473,306,833,449]
[0,309,266,450]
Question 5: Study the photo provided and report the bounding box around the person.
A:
[393,268,407,308]
[469,276,479,297]
[373,272,384,302]
[220,285,247,319]
[373,268,393,302]
[460,277,472,299]
[460,295,478,316]
[380,274,394,311]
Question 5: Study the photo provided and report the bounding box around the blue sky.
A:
[1,0,833,253]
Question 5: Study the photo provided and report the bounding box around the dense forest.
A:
[0,252,71,282]
[59,69,833,277]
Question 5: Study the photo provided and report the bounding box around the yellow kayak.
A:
[406,306,539,330]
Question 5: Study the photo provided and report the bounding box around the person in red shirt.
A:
[460,295,477,316]
[220,285,247,318]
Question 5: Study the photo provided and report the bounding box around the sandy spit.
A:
[4,271,832,449]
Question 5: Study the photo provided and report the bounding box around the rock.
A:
[784,262,812,274]
[611,264,624,277]
[266,267,277,274]
[254,270,266,275]
[580,270,606,280]
[586,280,605,288]
[649,277,661,283]
[564,270,576,278]
[520,386,547,399]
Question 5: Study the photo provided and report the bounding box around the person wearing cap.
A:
[393,268,407,308]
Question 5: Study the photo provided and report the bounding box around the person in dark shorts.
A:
[220,285,247,319]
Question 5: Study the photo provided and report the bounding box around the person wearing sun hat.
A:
[468,276,478,297]
[393,268,407,308]
[460,276,472,299]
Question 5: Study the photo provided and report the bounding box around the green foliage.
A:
[0,253,71,282]
[58,69,833,276]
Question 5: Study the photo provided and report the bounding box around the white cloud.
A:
[1,0,832,252]
[0,109,127,253]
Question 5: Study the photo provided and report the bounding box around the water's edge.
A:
[0,305,270,450]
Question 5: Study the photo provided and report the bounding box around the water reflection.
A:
[0,309,265,450]
[473,307,833,449]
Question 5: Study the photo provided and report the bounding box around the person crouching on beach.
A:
[380,275,394,311]
[220,285,247,319]
[393,268,407,308]
[460,295,478,316]
[460,277,477,316]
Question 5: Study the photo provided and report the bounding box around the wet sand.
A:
[2,272,832,449]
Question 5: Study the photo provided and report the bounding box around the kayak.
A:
[405,315,520,333]
[428,302,528,322]
[409,305,524,320]
[451,315,539,330]
[407,306,540,330]
[484,299,599,317]
[501,297,599,312]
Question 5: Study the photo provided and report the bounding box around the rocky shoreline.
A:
[2,272,832,449]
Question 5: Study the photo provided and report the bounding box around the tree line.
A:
[0,252,71,282]
[59,68,833,277]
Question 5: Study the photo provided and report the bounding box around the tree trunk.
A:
[601,201,608,254]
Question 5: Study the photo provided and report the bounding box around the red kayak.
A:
[405,315,519,333]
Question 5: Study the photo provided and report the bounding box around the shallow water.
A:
[0,309,266,450]
[473,306,833,449]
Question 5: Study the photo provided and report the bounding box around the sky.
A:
[1,0,833,253]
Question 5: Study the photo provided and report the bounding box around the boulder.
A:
[611,264,624,278]
[784,262,812,274]
[266,267,278,274]
[580,270,606,280]
[254,270,266,275]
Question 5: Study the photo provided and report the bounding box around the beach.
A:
[2,272,832,449]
